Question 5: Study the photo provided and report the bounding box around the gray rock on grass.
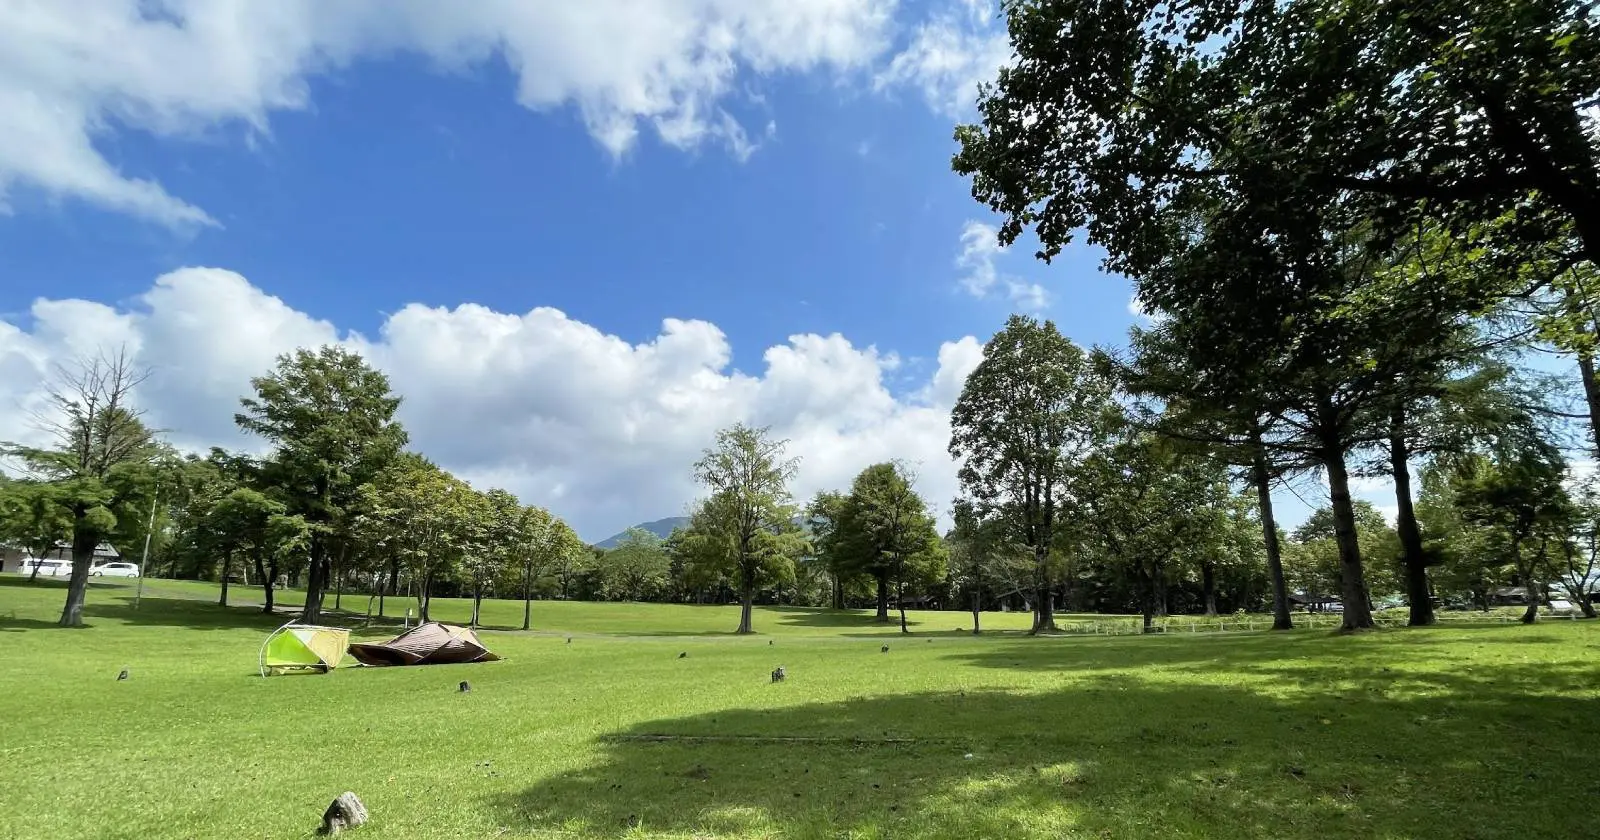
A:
[319,792,369,835]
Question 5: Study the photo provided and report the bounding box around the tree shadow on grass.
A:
[767,606,981,636]
[937,623,1565,675]
[490,650,1595,839]
[0,615,59,631]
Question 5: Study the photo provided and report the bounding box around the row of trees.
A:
[949,0,1600,631]
[1,346,590,628]
[10,338,1591,635]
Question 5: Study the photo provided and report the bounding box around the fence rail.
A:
[1046,609,1575,636]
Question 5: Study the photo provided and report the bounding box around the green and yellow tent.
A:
[259,621,350,676]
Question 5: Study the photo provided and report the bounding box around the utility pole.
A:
[133,484,159,609]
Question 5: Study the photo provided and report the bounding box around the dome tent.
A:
[259,621,350,676]
[348,622,499,667]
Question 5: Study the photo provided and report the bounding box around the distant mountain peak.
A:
[593,512,811,549]
[593,516,689,548]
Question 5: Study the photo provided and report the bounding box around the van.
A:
[20,559,73,577]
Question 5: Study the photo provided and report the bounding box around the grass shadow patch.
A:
[491,650,1597,839]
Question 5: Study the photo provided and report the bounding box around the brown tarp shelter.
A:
[347,622,500,666]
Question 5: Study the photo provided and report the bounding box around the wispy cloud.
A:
[956,221,1050,310]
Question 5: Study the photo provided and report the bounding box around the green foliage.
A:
[1,349,160,624]
[1073,416,1232,626]
[949,315,1114,631]
[689,424,804,633]
[0,481,73,560]
[598,527,671,601]
[955,0,1600,273]
[812,463,946,621]
[235,345,407,620]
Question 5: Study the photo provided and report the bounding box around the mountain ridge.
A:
[593,513,813,548]
[593,516,690,548]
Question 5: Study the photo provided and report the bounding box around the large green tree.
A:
[949,315,1113,633]
[3,350,159,626]
[0,481,72,582]
[1450,446,1573,623]
[954,0,1600,276]
[599,527,672,602]
[690,424,803,634]
[235,346,406,624]
[202,487,286,608]
[829,462,946,633]
[954,1,1586,628]
[805,490,852,610]
[1075,420,1232,631]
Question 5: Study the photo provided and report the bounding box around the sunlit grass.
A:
[1,575,1594,839]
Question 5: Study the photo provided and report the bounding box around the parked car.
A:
[19,559,73,577]
[91,562,140,578]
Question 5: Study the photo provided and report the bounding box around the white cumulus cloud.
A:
[0,0,895,228]
[0,268,984,542]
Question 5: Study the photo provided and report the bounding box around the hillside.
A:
[593,516,689,548]
[593,513,813,548]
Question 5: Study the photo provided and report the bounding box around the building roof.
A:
[50,541,120,558]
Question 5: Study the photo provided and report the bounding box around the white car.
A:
[20,559,73,577]
[92,562,140,578]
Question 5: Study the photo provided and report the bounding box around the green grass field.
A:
[1,576,1595,839]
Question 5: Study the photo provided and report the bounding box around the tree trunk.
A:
[472,583,483,628]
[831,573,844,610]
[300,533,326,624]
[896,559,909,634]
[58,514,97,627]
[971,589,982,635]
[1521,584,1540,624]
[1325,447,1376,631]
[1032,541,1057,633]
[331,541,347,612]
[736,566,755,634]
[1152,558,1169,618]
[523,562,534,631]
[1577,596,1597,619]
[1389,405,1435,626]
[219,550,232,607]
[419,570,432,622]
[1202,560,1219,617]
[1578,346,1600,458]
[1140,568,1155,633]
[1249,427,1293,631]
[874,573,890,622]
[262,559,278,615]
[253,554,268,611]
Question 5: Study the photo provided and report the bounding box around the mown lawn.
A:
[90,576,1055,636]
[0,576,1595,839]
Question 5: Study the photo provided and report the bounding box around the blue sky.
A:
[0,0,1371,540]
